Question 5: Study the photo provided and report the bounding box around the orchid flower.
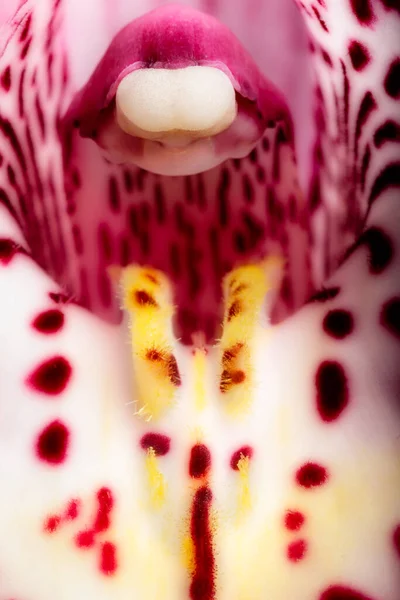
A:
[0,0,400,599]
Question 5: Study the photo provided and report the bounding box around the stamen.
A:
[119,265,181,421]
[217,257,284,415]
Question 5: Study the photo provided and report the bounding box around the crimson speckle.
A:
[189,444,211,479]
[374,120,400,147]
[296,462,328,489]
[44,515,61,533]
[100,541,118,576]
[284,510,305,531]
[0,238,18,264]
[393,525,400,557]
[75,530,95,549]
[343,226,393,274]
[319,585,376,600]
[316,361,349,422]
[368,162,400,208]
[384,58,400,99]
[287,539,307,562]
[307,287,340,303]
[36,420,70,465]
[65,499,80,521]
[27,356,72,395]
[140,433,171,456]
[348,40,370,71]
[32,309,65,334]
[323,310,354,339]
[350,0,375,24]
[380,296,400,340]
[230,446,254,470]
[49,291,70,304]
[94,487,114,534]
[1,66,11,91]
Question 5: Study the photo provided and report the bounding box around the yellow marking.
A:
[193,348,207,412]
[119,265,180,421]
[145,447,166,509]
[181,534,195,575]
[218,257,284,415]
[236,455,252,520]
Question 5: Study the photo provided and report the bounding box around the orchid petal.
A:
[0,0,399,599]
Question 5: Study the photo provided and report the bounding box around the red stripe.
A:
[189,486,215,600]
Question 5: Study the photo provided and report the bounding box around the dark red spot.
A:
[65,499,80,521]
[228,299,242,321]
[32,309,65,334]
[355,92,377,161]
[360,145,371,192]
[393,524,400,557]
[167,354,181,386]
[284,510,305,531]
[75,530,95,549]
[380,297,400,339]
[296,462,329,489]
[368,162,400,208]
[189,444,211,479]
[27,356,72,395]
[374,120,400,147]
[140,432,171,456]
[94,487,114,534]
[108,176,120,213]
[350,0,375,24]
[287,539,307,562]
[0,238,18,264]
[1,66,11,91]
[230,446,253,470]
[134,290,157,307]
[321,49,333,67]
[100,541,118,576]
[316,361,349,422]
[190,486,215,600]
[380,0,400,14]
[222,343,243,364]
[323,310,354,339]
[307,287,340,303]
[320,585,376,600]
[49,291,70,304]
[312,6,329,31]
[384,58,400,99]
[146,348,163,361]
[19,14,32,42]
[343,226,394,274]
[36,420,70,465]
[348,40,370,70]
[44,515,61,533]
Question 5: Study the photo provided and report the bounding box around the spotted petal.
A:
[0,1,400,599]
